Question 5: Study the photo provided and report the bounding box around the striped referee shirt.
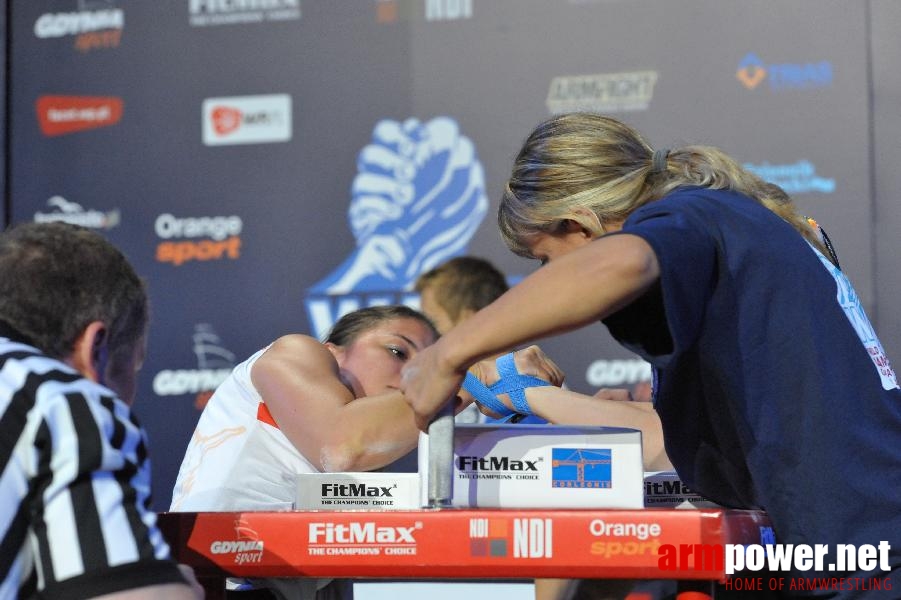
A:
[0,322,184,599]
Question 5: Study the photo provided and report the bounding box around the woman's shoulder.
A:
[255,334,338,372]
[267,333,326,353]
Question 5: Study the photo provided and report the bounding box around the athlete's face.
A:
[334,317,437,398]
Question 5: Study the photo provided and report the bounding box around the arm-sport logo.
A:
[304,116,488,339]
[36,95,123,136]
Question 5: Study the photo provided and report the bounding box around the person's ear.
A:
[567,207,605,238]
[324,342,344,364]
[68,321,108,383]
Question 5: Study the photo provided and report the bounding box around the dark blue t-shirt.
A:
[604,186,901,588]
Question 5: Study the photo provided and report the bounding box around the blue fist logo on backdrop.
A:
[305,116,488,337]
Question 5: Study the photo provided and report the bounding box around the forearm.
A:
[400,235,659,431]
[526,387,672,472]
[440,235,659,373]
[319,390,421,472]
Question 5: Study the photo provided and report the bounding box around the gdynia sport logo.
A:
[659,540,894,593]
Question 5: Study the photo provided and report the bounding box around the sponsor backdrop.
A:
[2,0,898,511]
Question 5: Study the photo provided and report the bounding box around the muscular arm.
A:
[402,234,661,428]
[525,387,671,472]
[250,335,420,472]
[448,235,658,369]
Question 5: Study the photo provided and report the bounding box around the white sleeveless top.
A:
[170,346,319,511]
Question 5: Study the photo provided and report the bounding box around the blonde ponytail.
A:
[500,113,834,263]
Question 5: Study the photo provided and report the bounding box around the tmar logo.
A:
[202,94,292,146]
[36,95,123,137]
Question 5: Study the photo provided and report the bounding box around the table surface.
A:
[157,507,772,581]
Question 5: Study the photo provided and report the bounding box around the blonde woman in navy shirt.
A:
[401,113,901,598]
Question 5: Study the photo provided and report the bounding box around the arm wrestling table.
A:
[158,407,771,599]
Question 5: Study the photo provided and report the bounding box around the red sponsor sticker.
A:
[211,106,243,136]
[36,95,123,136]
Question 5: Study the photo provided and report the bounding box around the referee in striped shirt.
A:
[0,223,201,599]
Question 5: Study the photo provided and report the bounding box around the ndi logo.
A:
[469,518,508,557]
[736,53,832,91]
[305,116,488,338]
[468,518,552,559]
[551,448,612,489]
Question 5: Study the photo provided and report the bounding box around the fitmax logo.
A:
[458,456,539,472]
[321,483,396,498]
[645,480,694,496]
[308,522,418,544]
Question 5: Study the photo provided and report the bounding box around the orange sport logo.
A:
[154,213,244,266]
